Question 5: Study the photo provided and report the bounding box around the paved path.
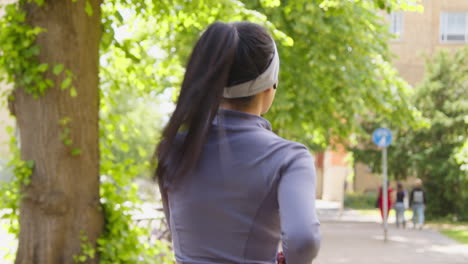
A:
[314,221,468,264]
[315,200,468,264]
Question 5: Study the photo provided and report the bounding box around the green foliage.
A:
[101,0,421,152]
[260,0,280,8]
[241,0,420,150]
[372,0,423,13]
[0,1,52,98]
[58,117,84,156]
[0,127,34,237]
[0,1,76,98]
[349,123,423,181]
[73,231,96,263]
[455,141,468,173]
[98,126,174,263]
[97,51,173,263]
[412,48,468,221]
[85,0,93,17]
[344,192,378,209]
[59,117,73,146]
[52,64,64,75]
[58,69,78,97]
[351,47,468,220]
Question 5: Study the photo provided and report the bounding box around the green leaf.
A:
[61,77,72,90]
[45,79,54,88]
[85,0,93,16]
[5,126,14,134]
[53,64,64,75]
[25,160,35,169]
[260,0,281,8]
[64,138,72,146]
[37,63,48,72]
[70,86,77,97]
[115,11,124,23]
[33,0,45,6]
[71,148,81,156]
[59,117,71,126]
[120,143,129,153]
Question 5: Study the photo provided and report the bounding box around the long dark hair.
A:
[154,22,275,189]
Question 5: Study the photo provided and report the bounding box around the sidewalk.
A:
[315,200,468,264]
[314,222,468,264]
[317,199,413,223]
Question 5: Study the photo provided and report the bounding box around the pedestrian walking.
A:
[154,21,321,264]
[410,179,426,229]
[377,181,393,220]
[394,182,407,228]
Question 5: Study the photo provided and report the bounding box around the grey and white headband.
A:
[223,40,279,98]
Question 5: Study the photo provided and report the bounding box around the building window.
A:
[389,12,403,40]
[440,12,468,43]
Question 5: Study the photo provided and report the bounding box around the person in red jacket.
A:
[377,182,394,220]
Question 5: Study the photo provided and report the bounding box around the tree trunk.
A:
[12,1,103,263]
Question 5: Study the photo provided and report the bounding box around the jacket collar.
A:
[213,109,272,131]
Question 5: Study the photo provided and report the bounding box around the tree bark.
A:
[12,1,103,263]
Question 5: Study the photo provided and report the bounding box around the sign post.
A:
[372,128,393,242]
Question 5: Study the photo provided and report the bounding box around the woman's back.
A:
[156,21,321,264]
[168,110,320,263]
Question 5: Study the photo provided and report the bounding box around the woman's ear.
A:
[263,87,274,94]
[260,87,276,115]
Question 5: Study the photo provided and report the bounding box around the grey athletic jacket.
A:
[165,109,321,264]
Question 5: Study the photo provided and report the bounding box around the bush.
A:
[344,192,378,209]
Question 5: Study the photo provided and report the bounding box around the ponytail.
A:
[155,22,239,187]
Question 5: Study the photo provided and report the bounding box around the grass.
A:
[439,229,468,244]
[426,221,468,245]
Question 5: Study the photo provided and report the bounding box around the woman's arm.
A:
[278,149,321,263]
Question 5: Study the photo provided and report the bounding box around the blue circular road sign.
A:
[372,128,393,148]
